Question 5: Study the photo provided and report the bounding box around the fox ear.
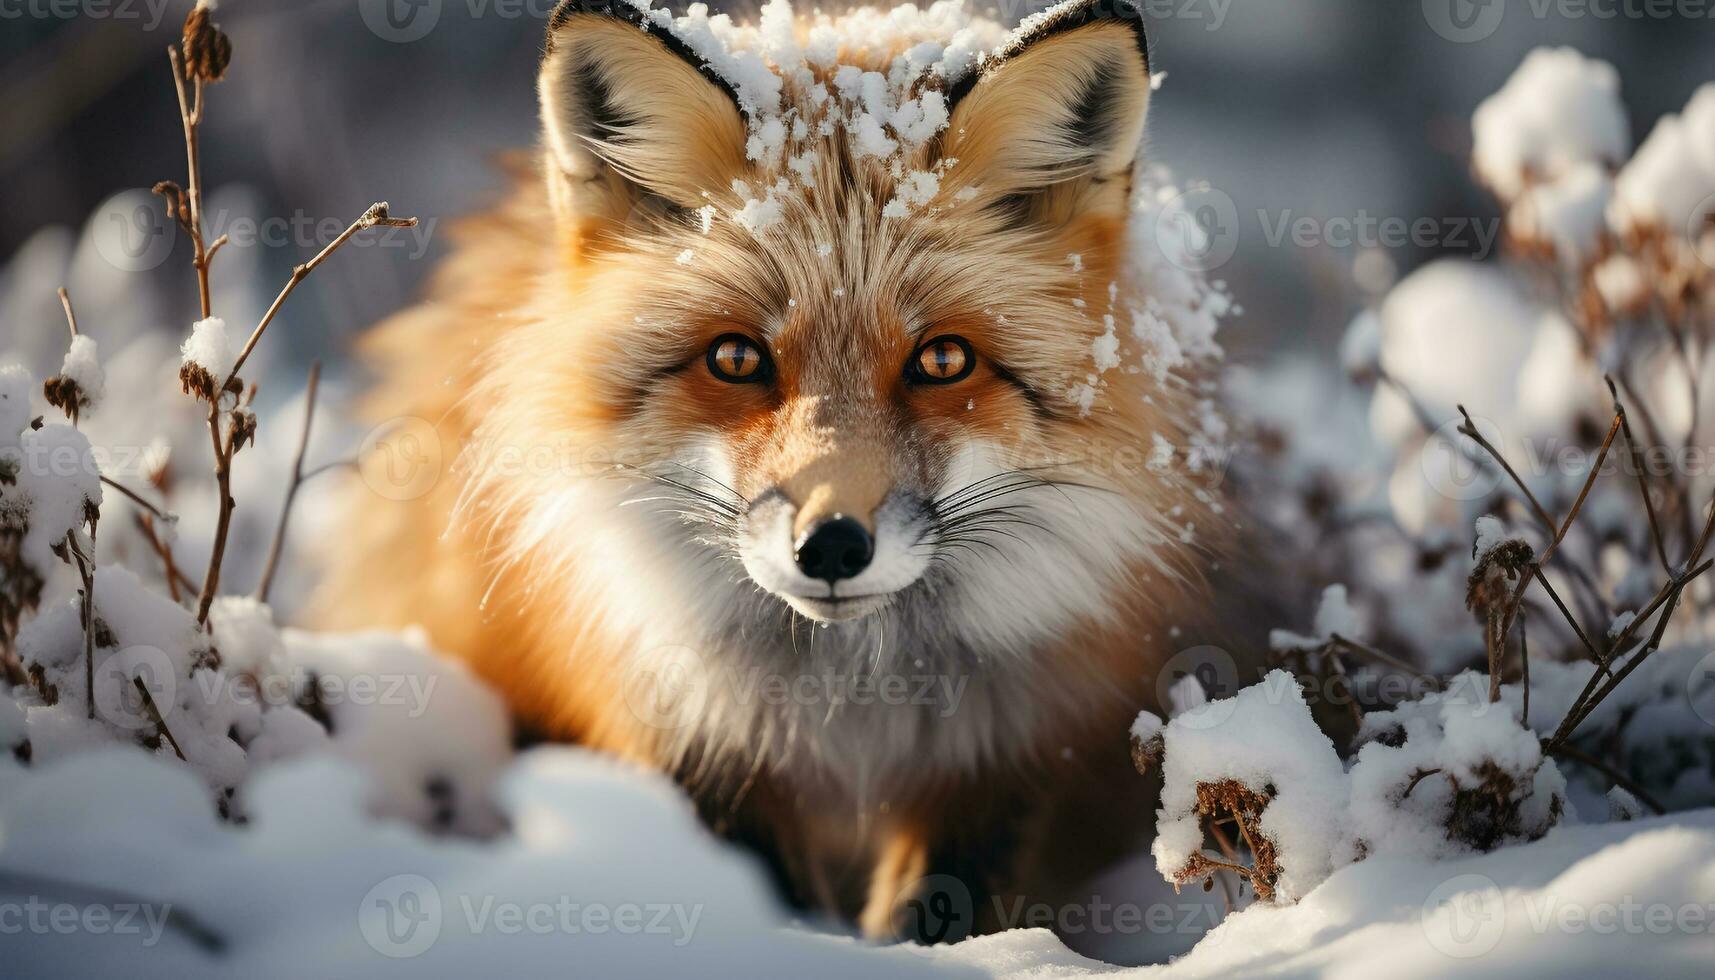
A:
[942,2,1151,222]
[538,1,748,226]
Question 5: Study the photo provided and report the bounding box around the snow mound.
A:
[1472,47,1629,200]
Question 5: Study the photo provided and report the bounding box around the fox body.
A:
[321,0,1232,939]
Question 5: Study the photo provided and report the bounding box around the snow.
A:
[55,334,106,412]
[0,747,963,979]
[1511,162,1611,260]
[179,316,235,383]
[1472,48,1629,200]
[1152,671,1351,903]
[1611,88,1715,235]
[929,809,1715,978]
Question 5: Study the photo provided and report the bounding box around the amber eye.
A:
[707,334,771,384]
[910,336,975,385]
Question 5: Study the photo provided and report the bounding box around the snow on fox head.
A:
[459,0,1231,664]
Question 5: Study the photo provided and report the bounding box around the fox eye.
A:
[910,336,975,385]
[707,334,771,384]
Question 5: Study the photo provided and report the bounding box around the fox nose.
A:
[794,516,874,585]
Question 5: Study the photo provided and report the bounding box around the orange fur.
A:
[318,1,1236,939]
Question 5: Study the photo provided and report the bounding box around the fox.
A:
[319,0,1246,943]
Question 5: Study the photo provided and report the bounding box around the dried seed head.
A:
[182,3,232,83]
[1130,730,1165,777]
[41,375,89,420]
[1466,538,1534,617]
[228,406,257,454]
[178,362,217,401]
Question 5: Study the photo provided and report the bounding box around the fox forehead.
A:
[596,157,1126,389]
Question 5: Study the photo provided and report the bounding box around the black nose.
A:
[794,516,874,584]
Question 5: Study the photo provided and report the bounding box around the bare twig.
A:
[1609,379,1673,574]
[133,677,186,762]
[255,361,320,603]
[1518,608,1530,727]
[1456,406,1558,534]
[1548,743,1666,815]
[98,476,171,522]
[1328,634,1440,686]
[64,527,98,721]
[223,203,417,390]
[138,512,194,603]
[57,287,78,338]
[192,206,415,627]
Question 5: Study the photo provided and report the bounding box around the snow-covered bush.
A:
[1155,45,1715,920]
[0,0,506,835]
[1229,43,1715,831]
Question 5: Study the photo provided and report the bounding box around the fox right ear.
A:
[538,1,748,231]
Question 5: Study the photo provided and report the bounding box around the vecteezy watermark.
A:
[358,874,703,958]
[0,0,173,30]
[991,893,1225,938]
[1420,416,1507,503]
[1258,210,1503,262]
[621,645,971,731]
[0,896,172,947]
[89,195,439,273]
[1422,873,1509,957]
[358,416,444,502]
[1418,414,1715,502]
[1425,0,1715,42]
[1152,189,1505,273]
[1154,185,1241,274]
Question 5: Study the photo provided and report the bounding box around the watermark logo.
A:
[1154,645,1240,730]
[1154,185,1240,274]
[1422,873,1507,958]
[360,874,443,958]
[358,417,443,502]
[1691,194,1715,271]
[91,190,176,273]
[360,0,443,42]
[1424,0,1508,41]
[622,645,708,731]
[1421,415,1505,502]
[896,874,975,944]
[93,645,177,732]
[1689,650,1715,729]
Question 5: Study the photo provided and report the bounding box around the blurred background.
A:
[3,0,1711,370]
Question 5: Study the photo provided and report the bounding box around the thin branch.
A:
[57,287,78,337]
[99,476,171,522]
[137,512,194,603]
[1548,743,1665,815]
[64,528,97,721]
[223,203,417,390]
[133,677,186,762]
[1518,608,1530,727]
[1328,633,1441,686]
[1609,379,1673,574]
[1528,567,1601,665]
[255,361,320,604]
[1456,406,1558,534]
[1548,555,1715,751]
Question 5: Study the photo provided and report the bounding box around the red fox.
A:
[320,0,1236,941]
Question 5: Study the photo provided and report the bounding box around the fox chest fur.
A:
[321,0,1231,937]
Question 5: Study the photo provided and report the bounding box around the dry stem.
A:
[255,361,320,603]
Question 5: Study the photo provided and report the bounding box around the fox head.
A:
[460,1,1221,659]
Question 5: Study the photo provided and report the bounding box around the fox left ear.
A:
[942,1,1152,223]
[538,1,749,231]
